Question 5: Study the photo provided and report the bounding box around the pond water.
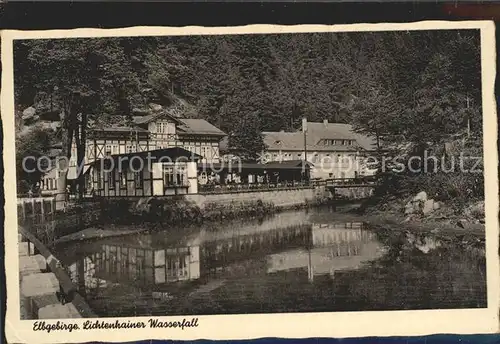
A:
[53,207,487,317]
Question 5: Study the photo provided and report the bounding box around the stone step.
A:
[19,255,48,277]
[21,272,60,298]
[38,303,81,319]
[19,242,34,256]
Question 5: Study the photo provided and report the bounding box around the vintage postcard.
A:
[2,21,499,343]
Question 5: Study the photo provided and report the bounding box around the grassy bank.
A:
[353,192,485,242]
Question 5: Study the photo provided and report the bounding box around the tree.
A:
[16,126,55,193]
[15,38,147,201]
[228,113,267,162]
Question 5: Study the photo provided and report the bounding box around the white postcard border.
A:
[2,21,498,343]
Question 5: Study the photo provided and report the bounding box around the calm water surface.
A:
[53,207,486,317]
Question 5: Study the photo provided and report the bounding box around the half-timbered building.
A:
[89,147,201,197]
[47,112,226,196]
[132,113,226,163]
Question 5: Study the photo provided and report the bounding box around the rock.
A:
[132,108,150,116]
[149,103,163,112]
[457,219,469,229]
[433,201,441,210]
[413,191,428,202]
[402,216,412,223]
[464,201,485,220]
[404,201,415,215]
[422,199,435,215]
[21,107,36,120]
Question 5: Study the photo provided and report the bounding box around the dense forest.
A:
[14,29,483,207]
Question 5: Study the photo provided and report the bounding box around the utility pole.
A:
[466,95,471,139]
[302,117,308,162]
[302,117,308,178]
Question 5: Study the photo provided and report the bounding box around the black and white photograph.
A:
[2,21,498,341]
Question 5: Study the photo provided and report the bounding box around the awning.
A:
[67,164,92,180]
[198,161,312,173]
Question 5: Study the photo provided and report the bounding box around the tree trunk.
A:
[56,126,73,211]
[56,95,79,210]
[75,112,87,200]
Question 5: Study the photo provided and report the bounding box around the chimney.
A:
[323,119,328,127]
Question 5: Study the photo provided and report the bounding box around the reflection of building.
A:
[267,223,382,280]
[200,223,312,275]
[312,222,367,247]
[72,242,201,288]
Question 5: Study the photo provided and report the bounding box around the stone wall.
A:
[187,187,318,210]
[334,187,374,200]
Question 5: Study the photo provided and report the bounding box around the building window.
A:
[109,246,118,275]
[176,165,186,186]
[119,172,127,189]
[112,144,119,154]
[135,172,143,189]
[108,171,115,189]
[163,165,175,187]
[97,173,103,189]
[105,144,112,156]
[157,121,175,135]
[163,164,187,187]
[126,145,134,153]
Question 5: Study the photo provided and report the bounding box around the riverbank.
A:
[52,199,486,248]
[354,190,486,241]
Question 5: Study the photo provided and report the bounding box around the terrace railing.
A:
[198,177,377,195]
[199,181,312,194]
[311,177,377,187]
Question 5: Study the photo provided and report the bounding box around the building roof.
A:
[177,118,226,137]
[91,126,149,133]
[263,131,359,152]
[265,160,314,168]
[263,122,376,152]
[91,147,203,168]
[132,112,182,125]
[132,112,226,137]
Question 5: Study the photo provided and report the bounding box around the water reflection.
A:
[268,223,384,282]
[55,209,486,316]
